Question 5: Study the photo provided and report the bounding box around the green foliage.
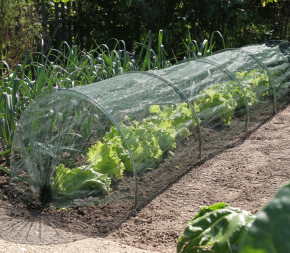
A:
[0,0,41,67]
[0,28,227,167]
[236,69,270,101]
[193,70,269,125]
[53,164,111,196]
[0,39,172,166]
[185,31,226,59]
[177,203,255,253]
[177,183,290,253]
[87,102,195,175]
[0,165,11,175]
[120,121,164,173]
[149,103,195,137]
[4,66,270,199]
[59,0,288,54]
[2,64,271,204]
[240,182,290,253]
[87,140,126,179]
[261,0,278,7]
[0,45,89,165]
[0,56,32,166]
[194,82,238,125]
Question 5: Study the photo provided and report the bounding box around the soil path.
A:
[1,104,290,253]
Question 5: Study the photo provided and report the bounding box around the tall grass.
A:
[0,30,225,168]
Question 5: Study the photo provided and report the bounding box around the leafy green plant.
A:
[53,164,111,197]
[193,69,269,125]
[87,139,127,179]
[0,0,41,67]
[134,30,171,71]
[240,182,290,253]
[194,82,238,125]
[177,203,255,253]
[3,65,271,203]
[87,102,196,176]
[0,35,186,167]
[0,27,227,168]
[177,182,290,253]
[0,56,32,166]
[235,69,270,102]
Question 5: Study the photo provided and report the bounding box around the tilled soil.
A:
[0,102,290,253]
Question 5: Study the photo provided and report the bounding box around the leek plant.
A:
[184,30,226,59]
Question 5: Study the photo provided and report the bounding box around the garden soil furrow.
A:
[0,103,290,253]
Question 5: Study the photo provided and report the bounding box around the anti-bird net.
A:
[10,41,289,213]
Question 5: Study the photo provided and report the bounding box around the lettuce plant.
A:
[240,182,290,253]
[87,102,196,176]
[194,82,238,125]
[53,164,111,196]
[177,183,290,253]
[87,139,126,179]
[177,203,255,253]
[194,69,269,125]
[236,69,269,101]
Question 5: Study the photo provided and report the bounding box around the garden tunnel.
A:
[10,41,289,210]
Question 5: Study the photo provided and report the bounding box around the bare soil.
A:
[0,102,290,253]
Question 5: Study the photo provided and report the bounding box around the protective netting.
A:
[11,41,289,211]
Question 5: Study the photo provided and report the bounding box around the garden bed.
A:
[0,100,290,252]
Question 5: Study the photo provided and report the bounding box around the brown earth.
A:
[0,102,290,253]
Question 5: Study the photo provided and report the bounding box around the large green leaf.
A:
[53,164,111,195]
[240,182,290,253]
[87,141,126,179]
[177,203,255,253]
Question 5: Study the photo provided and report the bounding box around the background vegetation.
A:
[1,0,289,67]
[49,0,289,53]
[0,0,289,166]
[0,0,41,67]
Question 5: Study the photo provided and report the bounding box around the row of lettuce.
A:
[51,69,270,197]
